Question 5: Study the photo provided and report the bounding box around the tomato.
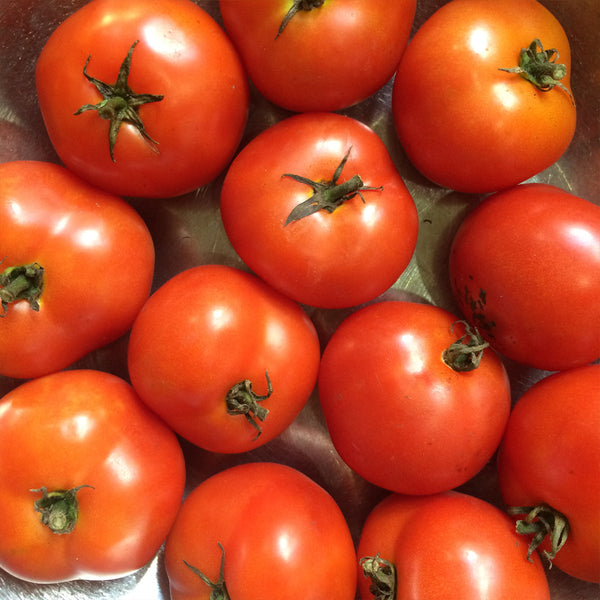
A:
[449,183,600,371]
[392,0,576,193]
[318,300,511,495]
[0,160,154,380]
[497,364,600,583]
[357,491,550,600]
[164,461,357,600]
[128,264,321,453]
[36,0,249,199]
[220,112,418,309]
[219,0,416,112]
[0,369,185,584]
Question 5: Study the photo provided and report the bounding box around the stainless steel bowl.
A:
[1,1,598,598]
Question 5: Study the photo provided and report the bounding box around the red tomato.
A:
[128,264,321,453]
[449,183,600,371]
[318,300,511,495]
[357,491,550,600]
[219,0,416,112]
[497,364,600,583]
[0,160,154,380]
[392,0,576,193]
[164,462,357,600]
[0,369,185,583]
[36,0,249,198]
[220,112,418,309]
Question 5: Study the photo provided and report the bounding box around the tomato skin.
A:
[357,491,550,600]
[449,183,600,371]
[497,365,600,583]
[0,369,186,584]
[392,0,576,193]
[0,160,154,380]
[318,300,511,495]
[220,112,418,309]
[127,264,321,453]
[219,0,416,112]
[36,0,249,198]
[165,462,357,600]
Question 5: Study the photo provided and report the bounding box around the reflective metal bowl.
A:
[0,1,598,598]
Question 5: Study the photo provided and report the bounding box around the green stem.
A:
[442,321,489,372]
[184,542,231,600]
[276,0,325,38]
[225,371,273,440]
[31,485,94,534]
[0,262,44,316]
[360,554,396,600]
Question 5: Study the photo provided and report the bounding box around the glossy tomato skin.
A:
[318,300,511,495]
[219,0,416,112]
[165,462,357,600]
[220,112,418,309]
[128,264,321,453]
[497,365,600,583]
[393,0,576,193]
[449,183,600,371]
[357,491,550,600]
[36,0,249,198]
[0,160,154,380]
[0,369,186,584]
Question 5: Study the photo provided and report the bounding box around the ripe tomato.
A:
[164,462,357,600]
[0,160,154,380]
[0,369,185,583]
[128,264,321,453]
[357,491,550,600]
[220,112,418,309]
[318,300,511,495]
[36,0,249,198]
[497,364,600,583]
[219,0,416,112]
[449,183,600,371]
[392,0,576,193]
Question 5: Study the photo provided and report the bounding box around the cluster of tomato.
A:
[0,0,598,598]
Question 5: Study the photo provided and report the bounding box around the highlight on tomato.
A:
[392,0,576,193]
[357,491,551,600]
[220,112,418,309]
[127,264,321,454]
[164,462,357,600]
[449,183,600,371]
[0,369,186,584]
[0,160,155,380]
[497,364,600,584]
[318,300,511,495]
[36,0,249,198]
[219,0,416,112]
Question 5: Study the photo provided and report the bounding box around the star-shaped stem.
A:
[74,40,164,162]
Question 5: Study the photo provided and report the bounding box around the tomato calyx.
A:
[499,38,575,106]
[74,40,164,162]
[508,503,570,567]
[184,542,231,600]
[225,370,272,440]
[31,485,94,534]
[276,0,325,39]
[0,262,44,316]
[360,554,396,600]
[283,147,383,225]
[442,320,490,372]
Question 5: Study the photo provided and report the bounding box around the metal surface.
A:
[0,0,599,598]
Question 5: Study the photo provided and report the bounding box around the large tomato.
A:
[357,491,550,600]
[497,364,600,583]
[0,160,154,380]
[36,0,249,198]
[392,0,576,193]
[164,462,357,600]
[449,183,600,371]
[0,369,186,584]
[318,300,511,495]
[128,264,321,453]
[220,112,418,309]
[219,0,416,112]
